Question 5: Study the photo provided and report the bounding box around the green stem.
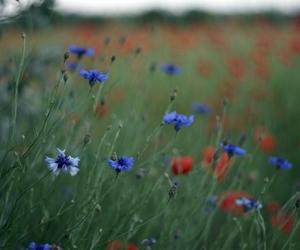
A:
[11,33,26,141]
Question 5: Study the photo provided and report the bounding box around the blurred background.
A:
[1,1,300,249]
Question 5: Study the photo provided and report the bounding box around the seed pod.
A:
[63,73,68,83]
[95,204,102,212]
[111,152,117,161]
[110,55,116,64]
[168,182,178,201]
[170,88,177,101]
[64,51,70,62]
[149,62,156,73]
[83,134,91,145]
[295,197,300,208]
[100,97,106,106]
[134,47,141,55]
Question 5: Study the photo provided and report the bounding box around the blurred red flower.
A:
[289,36,300,54]
[218,191,252,215]
[171,156,193,175]
[271,214,294,235]
[106,240,138,250]
[266,201,281,215]
[227,57,246,79]
[106,240,122,250]
[266,201,294,235]
[202,146,234,182]
[196,59,212,76]
[254,127,277,153]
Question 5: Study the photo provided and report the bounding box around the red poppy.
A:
[254,127,277,153]
[202,146,215,166]
[196,59,212,76]
[214,153,233,182]
[171,156,193,175]
[209,32,226,47]
[218,191,252,215]
[202,146,234,182]
[266,201,281,215]
[106,241,138,250]
[106,240,122,250]
[227,58,246,79]
[289,36,300,54]
[271,214,294,234]
[127,243,138,250]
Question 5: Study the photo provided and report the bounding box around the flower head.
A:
[160,64,181,75]
[235,197,262,212]
[80,69,109,87]
[221,143,246,157]
[219,191,252,215]
[254,127,277,153]
[45,148,80,176]
[106,240,138,250]
[171,156,193,175]
[142,238,157,249]
[163,111,194,131]
[66,61,79,72]
[27,242,62,250]
[107,156,134,173]
[271,213,294,234]
[202,146,234,182]
[69,44,94,58]
[192,103,212,114]
[268,156,292,170]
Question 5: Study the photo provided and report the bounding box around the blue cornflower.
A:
[107,156,134,173]
[221,143,246,157]
[268,156,292,170]
[160,64,181,75]
[142,238,157,249]
[163,111,194,131]
[45,148,80,176]
[192,103,212,114]
[235,197,262,212]
[66,61,79,71]
[69,44,94,58]
[27,242,62,250]
[80,69,109,87]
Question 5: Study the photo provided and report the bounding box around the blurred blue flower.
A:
[45,148,80,176]
[107,156,134,173]
[27,242,61,250]
[235,197,262,212]
[221,143,246,157]
[80,69,109,87]
[160,64,181,75]
[142,238,157,249]
[163,111,194,131]
[66,61,79,71]
[192,103,212,114]
[268,156,292,170]
[69,44,94,58]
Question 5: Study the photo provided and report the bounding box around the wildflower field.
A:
[1,16,300,250]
